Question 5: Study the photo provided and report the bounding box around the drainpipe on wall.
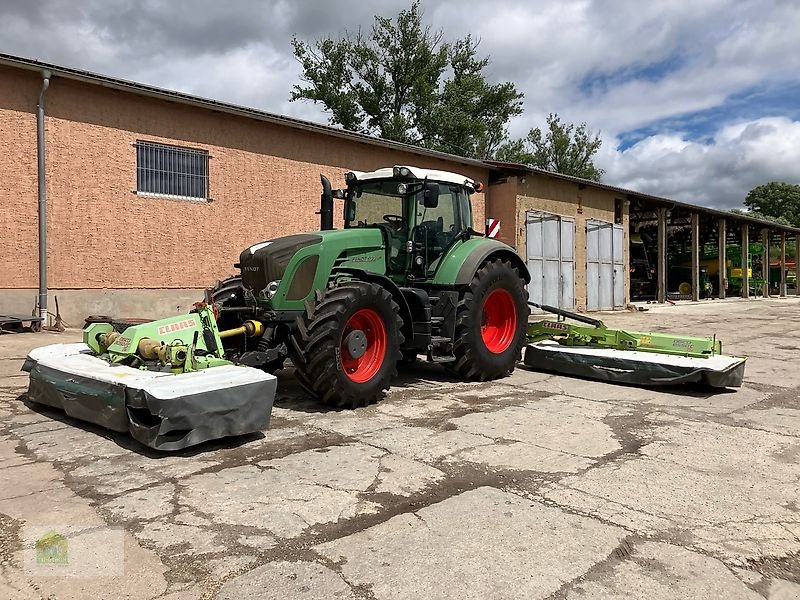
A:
[36,70,51,322]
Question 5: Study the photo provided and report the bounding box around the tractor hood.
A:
[239,229,386,300]
[240,233,322,293]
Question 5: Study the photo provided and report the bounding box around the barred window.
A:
[135,140,209,200]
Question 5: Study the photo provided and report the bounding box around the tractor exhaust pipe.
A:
[319,174,334,231]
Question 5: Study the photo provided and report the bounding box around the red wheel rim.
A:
[340,308,387,383]
[481,288,517,353]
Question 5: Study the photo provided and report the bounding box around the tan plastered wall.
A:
[484,178,518,247]
[0,65,487,294]
[490,173,629,311]
[0,67,40,290]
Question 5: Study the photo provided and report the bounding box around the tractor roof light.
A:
[393,166,412,178]
[344,171,357,184]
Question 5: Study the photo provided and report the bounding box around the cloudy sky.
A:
[2,0,799,209]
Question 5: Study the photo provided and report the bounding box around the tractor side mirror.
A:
[423,182,440,208]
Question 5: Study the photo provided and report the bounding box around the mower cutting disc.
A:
[23,343,277,451]
[524,340,746,388]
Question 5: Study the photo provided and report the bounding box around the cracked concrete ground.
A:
[1,298,799,599]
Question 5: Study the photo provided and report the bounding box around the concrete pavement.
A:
[1,298,799,599]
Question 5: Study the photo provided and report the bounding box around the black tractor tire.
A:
[207,276,289,371]
[289,282,403,409]
[208,275,248,332]
[451,258,529,381]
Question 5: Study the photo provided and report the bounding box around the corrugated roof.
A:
[484,160,800,234]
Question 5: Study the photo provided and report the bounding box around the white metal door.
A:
[560,217,576,309]
[586,220,625,311]
[526,212,575,310]
[612,225,624,309]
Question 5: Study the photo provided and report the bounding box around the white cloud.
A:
[600,117,800,208]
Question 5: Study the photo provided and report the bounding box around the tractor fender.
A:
[330,268,414,342]
[454,240,530,285]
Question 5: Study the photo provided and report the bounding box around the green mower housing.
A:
[209,166,531,408]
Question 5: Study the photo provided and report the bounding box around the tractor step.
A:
[427,354,456,364]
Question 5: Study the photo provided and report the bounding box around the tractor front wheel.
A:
[451,258,529,380]
[209,276,248,332]
[289,282,403,408]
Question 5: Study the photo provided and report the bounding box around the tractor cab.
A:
[343,166,478,283]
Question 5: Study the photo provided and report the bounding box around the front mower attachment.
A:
[524,303,746,389]
[22,305,276,451]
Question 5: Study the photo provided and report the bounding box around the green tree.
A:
[495,113,605,181]
[290,1,523,158]
[743,182,800,227]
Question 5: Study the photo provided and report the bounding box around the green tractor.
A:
[210,165,531,408]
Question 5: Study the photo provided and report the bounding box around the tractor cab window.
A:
[346,181,407,228]
[345,180,411,274]
[414,185,468,273]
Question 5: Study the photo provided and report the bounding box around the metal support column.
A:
[718,218,726,299]
[656,207,667,303]
[741,225,750,299]
[796,235,800,297]
[691,213,700,301]
[780,232,787,297]
[762,228,770,297]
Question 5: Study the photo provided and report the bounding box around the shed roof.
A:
[485,161,800,234]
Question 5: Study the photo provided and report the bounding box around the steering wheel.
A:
[383,214,405,227]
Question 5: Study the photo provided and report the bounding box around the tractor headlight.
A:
[393,166,411,178]
[265,280,281,299]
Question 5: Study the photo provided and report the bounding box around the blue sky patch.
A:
[616,79,800,150]
[578,53,687,96]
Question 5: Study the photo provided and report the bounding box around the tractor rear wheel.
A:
[289,282,403,408]
[451,258,528,380]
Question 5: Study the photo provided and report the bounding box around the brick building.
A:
[487,166,630,312]
[0,54,489,325]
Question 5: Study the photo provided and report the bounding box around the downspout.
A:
[36,70,51,321]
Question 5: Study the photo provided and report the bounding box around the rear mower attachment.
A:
[22,304,276,451]
[524,303,746,388]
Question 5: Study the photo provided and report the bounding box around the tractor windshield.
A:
[345,180,410,228]
[346,180,415,276]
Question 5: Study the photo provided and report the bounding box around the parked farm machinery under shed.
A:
[21,165,746,452]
